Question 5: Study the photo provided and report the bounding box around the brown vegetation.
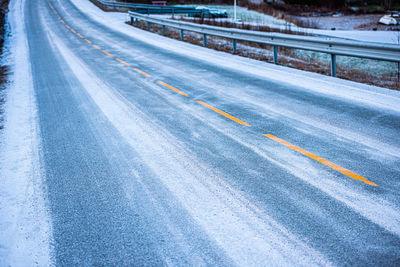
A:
[177,16,307,35]
[0,0,10,129]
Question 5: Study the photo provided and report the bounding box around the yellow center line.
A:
[196,100,251,127]
[157,81,189,97]
[102,50,114,57]
[133,68,151,77]
[115,58,131,67]
[47,0,376,189]
[263,134,377,186]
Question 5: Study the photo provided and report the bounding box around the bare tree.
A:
[383,0,392,8]
[327,0,345,8]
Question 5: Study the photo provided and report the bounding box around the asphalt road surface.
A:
[10,0,400,265]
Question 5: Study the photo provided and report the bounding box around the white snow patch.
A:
[309,29,400,44]
[0,0,53,265]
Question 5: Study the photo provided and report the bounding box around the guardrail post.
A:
[180,29,184,41]
[162,25,166,36]
[233,39,237,54]
[273,45,278,64]
[331,54,336,77]
[147,22,151,31]
[130,17,133,25]
[203,34,207,47]
[135,18,138,26]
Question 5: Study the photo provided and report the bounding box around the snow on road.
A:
[1,0,399,264]
[0,0,52,265]
[49,27,333,265]
[73,0,400,241]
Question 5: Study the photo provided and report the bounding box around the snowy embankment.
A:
[0,0,52,265]
[176,5,400,44]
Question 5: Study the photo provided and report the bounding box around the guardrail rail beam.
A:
[127,10,400,78]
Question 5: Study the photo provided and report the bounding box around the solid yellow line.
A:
[133,68,151,77]
[92,44,101,49]
[77,33,84,38]
[70,29,77,34]
[157,81,189,97]
[84,39,92,44]
[61,20,65,24]
[196,100,250,127]
[264,134,377,186]
[65,25,71,29]
[116,58,130,66]
[102,50,114,57]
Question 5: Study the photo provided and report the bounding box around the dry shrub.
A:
[177,17,308,35]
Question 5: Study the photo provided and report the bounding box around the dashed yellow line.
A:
[196,101,250,127]
[157,81,189,97]
[50,0,375,189]
[102,50,114,57]
[133,68,151,77]
[264,134,377,186]
[115,58,130,66]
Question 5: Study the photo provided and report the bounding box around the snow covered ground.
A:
[176,5,400,45]
[0,0,53,265]
[177,5,298,29]
[309,28,400,44]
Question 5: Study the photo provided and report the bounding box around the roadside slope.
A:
[0,0,52,265]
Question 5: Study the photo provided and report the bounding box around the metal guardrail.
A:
[127,11,400,77]
[92,0,203,15]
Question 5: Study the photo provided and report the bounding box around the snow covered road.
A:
[1,0,400,265]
